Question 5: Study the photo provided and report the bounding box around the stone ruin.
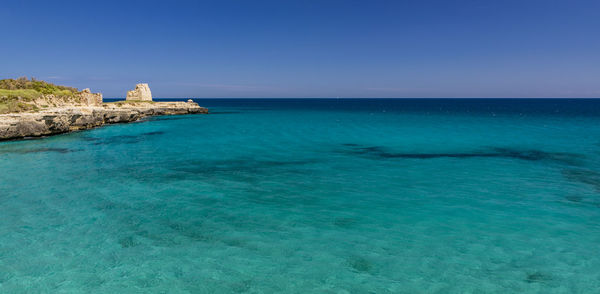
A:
[81,88,103,106]
[126,83,153,101]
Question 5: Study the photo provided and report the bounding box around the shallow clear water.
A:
[1,98,600,293]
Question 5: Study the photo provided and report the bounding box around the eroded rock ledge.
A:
[0,101,207,141]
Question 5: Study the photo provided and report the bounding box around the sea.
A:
[1,98,600,293]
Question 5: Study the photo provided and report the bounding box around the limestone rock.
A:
[126,83,152,101]
[0,102,207,141]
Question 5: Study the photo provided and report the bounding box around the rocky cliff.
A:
[0,80,208,141]
[0,101,207,141]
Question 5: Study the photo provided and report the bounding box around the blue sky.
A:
[1,0,599,98]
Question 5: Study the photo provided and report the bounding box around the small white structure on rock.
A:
[126,83,152,101]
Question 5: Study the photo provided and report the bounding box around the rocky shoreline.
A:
[0,101,208,141]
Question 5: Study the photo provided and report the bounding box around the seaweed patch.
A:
[341,144,583,165]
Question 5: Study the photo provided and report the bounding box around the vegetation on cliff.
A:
[0,97,39,114]
[0,77,78,96]
[0,77,80,114]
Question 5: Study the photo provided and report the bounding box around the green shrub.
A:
[0,77,79,96]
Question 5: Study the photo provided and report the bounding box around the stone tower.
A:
[81,88,103,105]
[126,83,152,101]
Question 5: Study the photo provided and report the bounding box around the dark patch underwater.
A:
[0,146,75,155]
[208,111,243,114]
[86,130,166,145]
[347,256,374,274]
[561,169,600,192]
[341,144,584,165]
[525,272,552,283]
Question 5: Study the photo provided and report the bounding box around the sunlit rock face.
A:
[126,83,152,101]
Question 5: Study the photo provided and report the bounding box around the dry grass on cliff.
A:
[0,89,39,114]
[0,77,78,95]
[0,77,81,114]
[0,77,78,101]
[0,98,39,114]
[0,89,40,100]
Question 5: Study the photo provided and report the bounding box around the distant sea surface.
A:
[2,98,600,293]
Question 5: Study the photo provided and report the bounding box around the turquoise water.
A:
[1,98,600,293]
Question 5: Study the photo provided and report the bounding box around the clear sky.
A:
[1,0,599,98]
